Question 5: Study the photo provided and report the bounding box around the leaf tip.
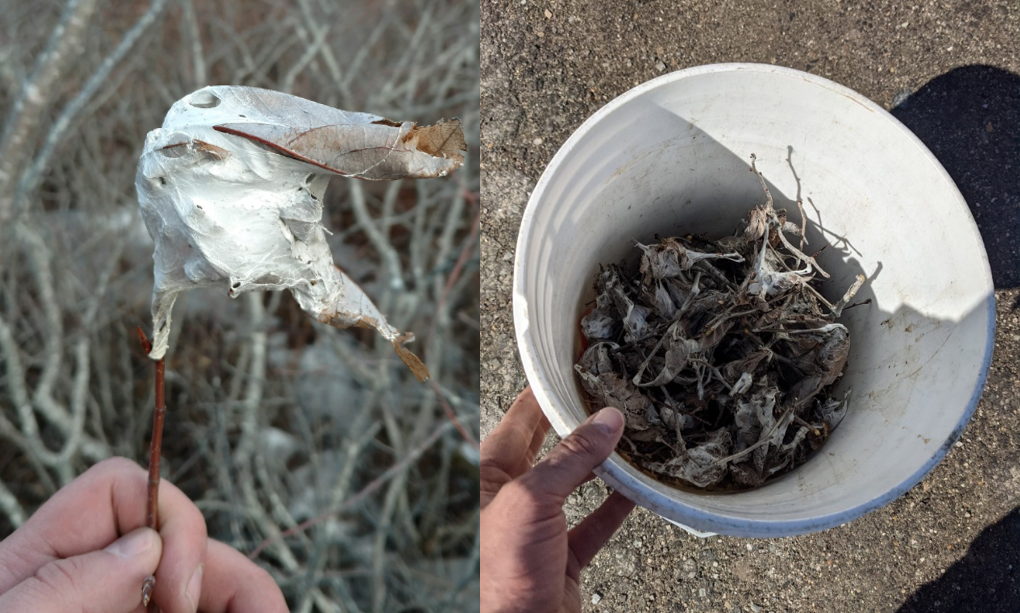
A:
[393,340,430,382]
[413,119,466,164]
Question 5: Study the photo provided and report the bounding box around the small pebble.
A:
[544,8,552,18]
[591,592,603,605]
[892,89,912,107]
[533,137,543,145]
[655,61,666,72]
[750,605,763,613]
[746,543,753,551]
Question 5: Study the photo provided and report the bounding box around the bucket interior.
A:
[514,65,994,536]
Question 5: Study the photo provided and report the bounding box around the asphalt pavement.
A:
[480,1,1020,611]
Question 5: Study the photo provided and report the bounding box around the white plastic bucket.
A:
[512,64,995,538]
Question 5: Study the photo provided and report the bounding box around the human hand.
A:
[0,457,288,613]
[481,387,636,613]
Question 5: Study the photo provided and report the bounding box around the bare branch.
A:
[248,420,454,560]
[181,0,207,86]
[12,0,170,221]
[0,479,26,528]
[347,180,407,292]
[0,0,100,222]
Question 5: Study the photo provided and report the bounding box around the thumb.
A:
[0,527,162,613]
[519,407,625,502]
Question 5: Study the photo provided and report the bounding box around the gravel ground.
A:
[480,1,1020,611]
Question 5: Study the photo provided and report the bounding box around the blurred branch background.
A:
[0,0,480,610]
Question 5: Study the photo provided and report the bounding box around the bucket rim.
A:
[511,63,996,537]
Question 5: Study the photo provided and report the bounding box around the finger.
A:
[480,388,548,506]
[0,457,209,613]
[150,494,207,613]
[525,412,551,465]
[196,539,288,613]
[517,407,625,504]
[566,491,636,577]
[0,527,161,613]
[481,388,547,474]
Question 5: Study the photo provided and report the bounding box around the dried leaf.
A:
[646,429,732,488]
[210,87,464,180]
[574,156,864,490]
[815,390,851,429]
[412,120,467,163]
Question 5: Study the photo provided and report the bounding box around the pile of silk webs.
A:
[574,157,865,490]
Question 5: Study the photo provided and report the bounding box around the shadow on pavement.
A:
[897,507,1020,612]
[890,64,1020,291]
[893,64,1020,612]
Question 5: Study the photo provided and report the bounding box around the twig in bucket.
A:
[795,197,807,252]
[843,298,873,311]
[137,327,164,610]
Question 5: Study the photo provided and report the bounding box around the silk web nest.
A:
[137,86,467,381]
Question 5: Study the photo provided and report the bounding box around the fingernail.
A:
[592,407,624,434]
[105,527,157,559]
[186,564,203,611]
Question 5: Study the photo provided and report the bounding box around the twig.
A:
[786,147,808,251]
[180,0,206,86]
[348,180,406,292]
[0,478,26,528]
[750,154,828,278]
[295,0,353,107]
[11,0,170,223]
[0,0,101,223]
[136,328,164,610]
[248,420,454,559]
[796,197,807,252]
[372,455,402,613]
[426,196,479,353]
[429,379,478,449]
[830,273,867,317]
[282,0,336,94]
[843,298,873,311]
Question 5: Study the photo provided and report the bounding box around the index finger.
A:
[480,388,550,500]
[197,539,288,613]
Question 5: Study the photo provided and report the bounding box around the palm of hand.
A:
[480,388,634,613]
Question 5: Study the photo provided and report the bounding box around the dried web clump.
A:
[574,156,865,490]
